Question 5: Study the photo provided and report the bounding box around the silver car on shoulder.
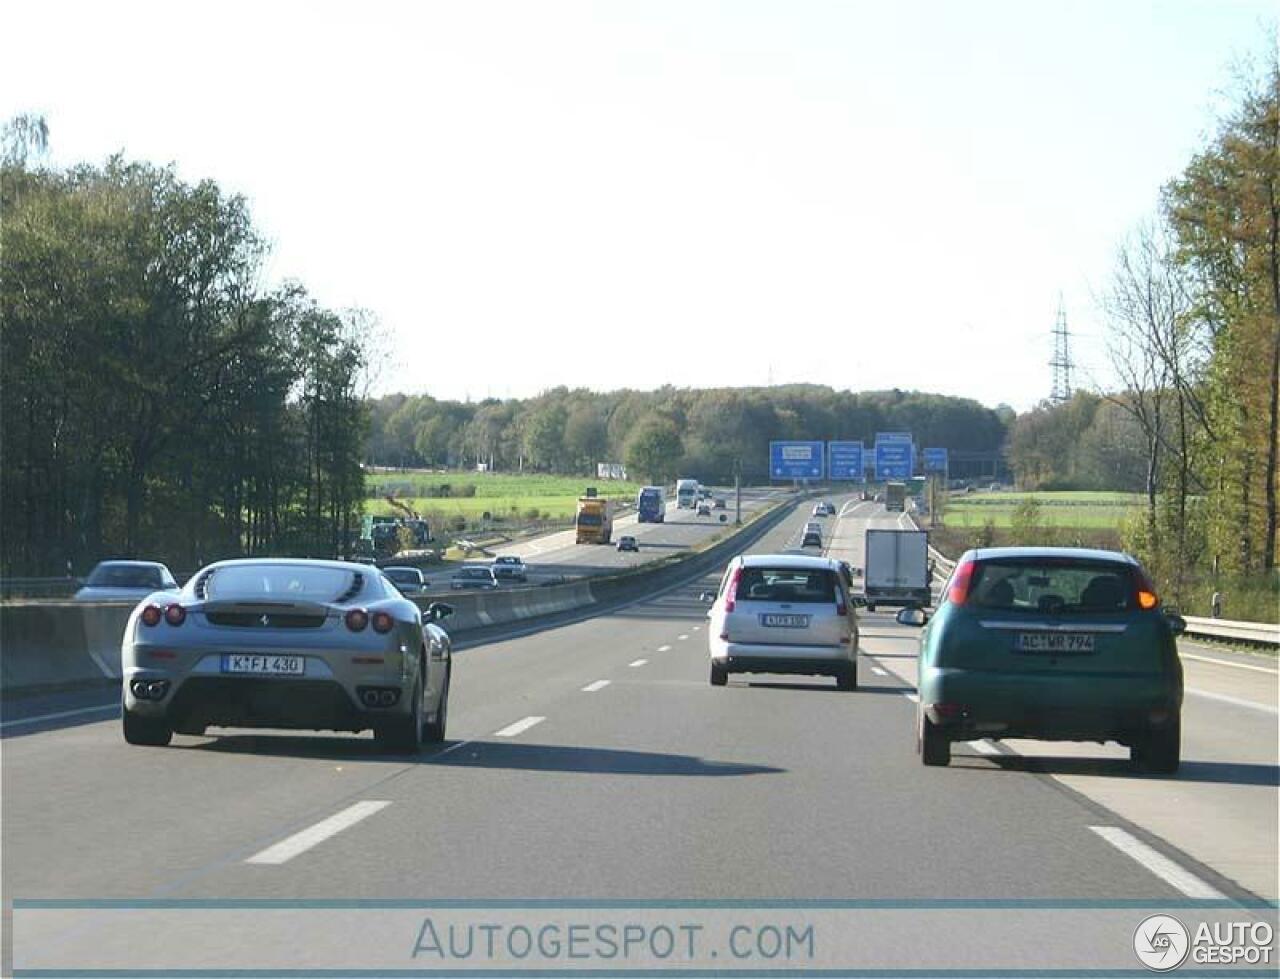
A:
[75,560,179,602]
[704,554,859,689]
[382,565,428,597]
[121,558,452,751]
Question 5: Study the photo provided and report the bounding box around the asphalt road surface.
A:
[3,494,1276,971]
[431,486,786,589]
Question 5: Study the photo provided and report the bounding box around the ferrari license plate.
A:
[221,654,305,675]
[1016,632,1094,654]
[761,614,809,628]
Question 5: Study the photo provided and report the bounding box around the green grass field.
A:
[365,470,645,522]
[943,491,1142,529]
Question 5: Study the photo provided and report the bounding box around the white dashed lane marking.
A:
[628,659,648,668]
[493,716,546,738]
[581,680,610,693]
[246,801,392,865]
[967,740,1001,756]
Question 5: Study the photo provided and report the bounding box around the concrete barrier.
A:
[1,602,132,693]
[0,495,800,698]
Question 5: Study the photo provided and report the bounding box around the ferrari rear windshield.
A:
[204,565,356,602]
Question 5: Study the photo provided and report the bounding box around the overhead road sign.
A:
[829,442,866,481]
[875,432,913,444]
[769,441,825,480]
[874,441,913,481]
[922,448,949,473]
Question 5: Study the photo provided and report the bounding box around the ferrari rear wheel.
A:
[424,668,450,743]
[122,708,173,747]
[376,677,423,753]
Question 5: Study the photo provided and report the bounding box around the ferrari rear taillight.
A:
[345,609,369,632]
[140,604,162,627]
[371,611,394,634]
[723,567,743,613]
[163,603,186,626]
[947,559,976,605]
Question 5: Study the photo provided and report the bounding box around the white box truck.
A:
[864,528,931,610]
[675,478,699,509]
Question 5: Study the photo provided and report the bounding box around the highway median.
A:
[0,493,801,698]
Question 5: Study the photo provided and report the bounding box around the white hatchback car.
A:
[704,554,859,690]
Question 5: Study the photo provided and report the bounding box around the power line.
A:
[1049,295,1074,404]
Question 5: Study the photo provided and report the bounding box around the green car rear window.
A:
[969,560,1137,614]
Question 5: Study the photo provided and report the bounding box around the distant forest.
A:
[363,385,1014,484]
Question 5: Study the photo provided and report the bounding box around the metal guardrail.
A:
[1182,616,1279,647]
[905,514,1276,647]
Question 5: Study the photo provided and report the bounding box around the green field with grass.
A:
[943,491,1142,529]
[365,470,645,523]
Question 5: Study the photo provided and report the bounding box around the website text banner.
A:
[12,901,1279,975]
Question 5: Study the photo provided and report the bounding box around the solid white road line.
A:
[871,667,888,676]
[0,703,118,729]
[246,801,392,866]
[581,680,611,693]
[493,716,546,738]
[967,740,1001,756]
[1186,688,1279,715]
[628,659,648,668]
[1181,652,1278,675]
[1089,826,1225,899]
[657,645,672,653]
[901,692,920,704]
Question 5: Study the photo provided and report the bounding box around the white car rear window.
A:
[738,569,836,604]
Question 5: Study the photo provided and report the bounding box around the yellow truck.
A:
[575,490,614,544]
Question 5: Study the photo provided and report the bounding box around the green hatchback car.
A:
[897,547,1185,773]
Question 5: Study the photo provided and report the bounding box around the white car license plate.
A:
[221,654,305,675]
[761,614,809,628]
[1016,632,1094,654]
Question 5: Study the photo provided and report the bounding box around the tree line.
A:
[365,385,1011,486]
[1007,53,1280,592]
[1,118,370,577]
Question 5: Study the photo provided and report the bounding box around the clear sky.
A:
[3,1,1272,409]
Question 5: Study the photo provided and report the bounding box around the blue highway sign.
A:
[770,441,825,480]
[829,442,866,481]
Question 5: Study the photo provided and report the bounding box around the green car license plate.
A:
[1016,632,1095,654]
